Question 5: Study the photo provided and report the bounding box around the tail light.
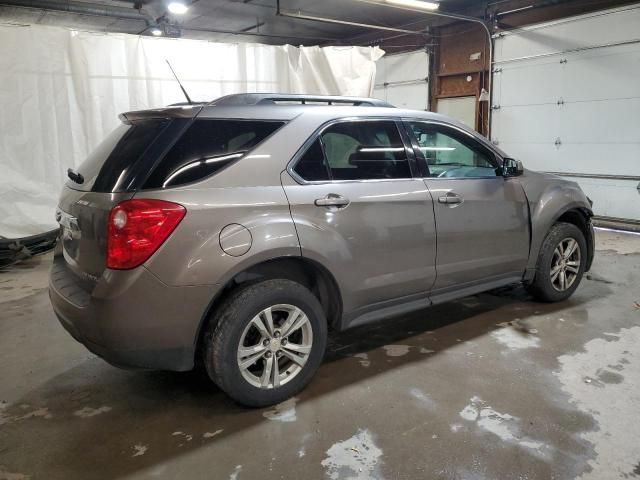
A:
[107,199,186,270]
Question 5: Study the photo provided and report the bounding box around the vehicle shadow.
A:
[0,282,606,480]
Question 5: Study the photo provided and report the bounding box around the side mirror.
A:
[503,158,524,177]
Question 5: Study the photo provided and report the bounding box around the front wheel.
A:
[527,222,587,302]
[203,279,327,407]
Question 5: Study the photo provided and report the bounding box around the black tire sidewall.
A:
[205,279,327,407]
[532,222,587,302]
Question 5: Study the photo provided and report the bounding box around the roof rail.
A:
[209,93,394,108]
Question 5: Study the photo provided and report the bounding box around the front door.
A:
[404,120,530,294]
[282,119,437,319]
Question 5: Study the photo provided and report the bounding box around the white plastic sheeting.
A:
[0,24,384,238]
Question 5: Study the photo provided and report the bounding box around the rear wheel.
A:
[527,222,587,302]
[203,279,327,407]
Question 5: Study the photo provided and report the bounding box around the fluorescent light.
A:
[150,27,163,36]
[385,0,439,10]
[168,1,189,14]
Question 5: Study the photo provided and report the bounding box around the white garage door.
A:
[491,4,640,222]
[374,50,429,110]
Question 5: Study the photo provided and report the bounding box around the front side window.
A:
[293,120,411,181]
[144,119,284,189]
[407,122,499,178]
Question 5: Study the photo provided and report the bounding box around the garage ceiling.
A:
[0,0,482,46]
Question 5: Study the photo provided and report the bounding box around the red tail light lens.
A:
[107,199,186,270]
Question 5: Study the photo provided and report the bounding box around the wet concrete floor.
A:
[0,229,639,480]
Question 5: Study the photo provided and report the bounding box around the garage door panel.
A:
[387,83,429,110]
[561,98,640,144]
[572,178,640,220]
[497,61,561,106]
[496,5,640,61]
[500,142,640,177]
[374,82,429,110]
[499,144,640,221]
[498,142,563,172]
[562,45,640,102]
[493,104,560,143]
[556,143,640,176]
[383,50,428,84]
[374,50,428,111]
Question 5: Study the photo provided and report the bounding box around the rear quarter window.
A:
[143,119,285,189]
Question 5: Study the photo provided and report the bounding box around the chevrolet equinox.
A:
[50,94,595,407]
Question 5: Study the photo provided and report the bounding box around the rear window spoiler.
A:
[118,104,204,124]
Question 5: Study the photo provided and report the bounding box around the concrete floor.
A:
[1,230,639,480]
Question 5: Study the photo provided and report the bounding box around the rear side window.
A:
[144,119,284,189]
[293,120,411,181]
[69,120,169,192]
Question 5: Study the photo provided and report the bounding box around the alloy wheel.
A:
[550,237,581,292]
[236,304,313,389]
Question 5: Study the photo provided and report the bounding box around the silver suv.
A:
[50,93,595,407]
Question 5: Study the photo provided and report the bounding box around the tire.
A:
[203,279,327,407]
[527,222,587,302]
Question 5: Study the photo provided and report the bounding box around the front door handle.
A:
[314,194,350,209]
[438,193,463,205]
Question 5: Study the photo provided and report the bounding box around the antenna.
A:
[166,60,193,105]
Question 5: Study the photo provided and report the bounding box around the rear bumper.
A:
[1,229,58,268]
[49,253,214,371]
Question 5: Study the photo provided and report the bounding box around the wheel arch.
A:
[194,256,343,363]
[554,207,594,272]
[525,203,594,281]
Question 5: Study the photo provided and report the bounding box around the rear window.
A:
[143,119,285,189]
[68,120,169,192]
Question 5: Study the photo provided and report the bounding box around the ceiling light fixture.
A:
[150,27,163,36]
[373,0,439,10]
[168,1,189,14]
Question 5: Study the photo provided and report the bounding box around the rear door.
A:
[404,120,530,294]
[282,119,437,319]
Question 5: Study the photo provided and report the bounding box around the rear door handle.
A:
[438,193,463,205]
[314,194,350,209]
